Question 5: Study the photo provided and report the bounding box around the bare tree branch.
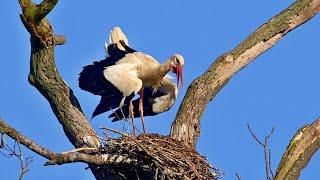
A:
[53,35,66,45]
[170,0,320,147]
[18,0,34,10]
[275,118,320,180]
[247,124,265,146]
[34,0,58,22]
[0,118,56,159]
[247,124,275,180]
[0,119,136,167]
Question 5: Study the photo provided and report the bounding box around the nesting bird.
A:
[79,27,184,134]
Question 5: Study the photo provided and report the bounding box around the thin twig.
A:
[247,124,264,146]
[3,141,33,180]
[247,124,275,180]
[100,127,130,137]
[115,107,129,133]
[0,133,5,148]
[264,137,271,180]
[269,149,274,178]
[235,173,241,180]
[110,107,141,135]
[100,127,164,166]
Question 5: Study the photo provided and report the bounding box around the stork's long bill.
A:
[176,65,183,88]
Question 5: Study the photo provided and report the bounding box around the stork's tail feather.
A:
[105,27,137,56]
[108,27,129,51]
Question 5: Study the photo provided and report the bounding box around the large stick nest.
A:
[100,133,221,179]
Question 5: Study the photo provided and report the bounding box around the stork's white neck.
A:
[140,58,172,90]
[158,58,172,77]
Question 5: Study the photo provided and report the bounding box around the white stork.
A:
[79,27,184,134]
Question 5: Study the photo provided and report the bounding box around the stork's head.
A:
[170,54,184,88]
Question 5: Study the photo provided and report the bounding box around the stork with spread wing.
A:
[79,27,184,134]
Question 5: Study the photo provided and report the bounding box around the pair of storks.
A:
[79,27,184,134]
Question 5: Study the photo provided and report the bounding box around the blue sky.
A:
[1,0,320,179]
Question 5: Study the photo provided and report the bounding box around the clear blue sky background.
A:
[1,0,320,179]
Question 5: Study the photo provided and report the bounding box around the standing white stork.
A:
[79,27,184,134]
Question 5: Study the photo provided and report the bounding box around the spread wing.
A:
[79,42,134,96]
[79,27,139,118]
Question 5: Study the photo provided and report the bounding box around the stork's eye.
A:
[174,58,180,65]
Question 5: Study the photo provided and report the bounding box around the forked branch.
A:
[34,0,58,22]
[247,124,275,180]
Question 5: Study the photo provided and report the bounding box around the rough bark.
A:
[19,0,99,149]
[17,0,110,179]
[170,0,320,147]
[275,119,320,180]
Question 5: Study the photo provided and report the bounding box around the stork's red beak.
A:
[176,65,183,88]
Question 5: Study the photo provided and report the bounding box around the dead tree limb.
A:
[0,119,136,166]
[275,118,320,180]
[170,0,320,147]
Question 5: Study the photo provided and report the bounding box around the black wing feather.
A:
[79,43,138,118]
[92,93,135,118]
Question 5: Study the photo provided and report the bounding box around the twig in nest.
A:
[110,107,128,133]
[61,147,97,154]
[110,107,141,135]
[100,126,130,137]
[118,107,131,133]
[117,172,127,179]
[100,127,156,160]
[247,124,275,180]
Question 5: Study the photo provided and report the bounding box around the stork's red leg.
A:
[129,100,136,136]
[139,88,147,133]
